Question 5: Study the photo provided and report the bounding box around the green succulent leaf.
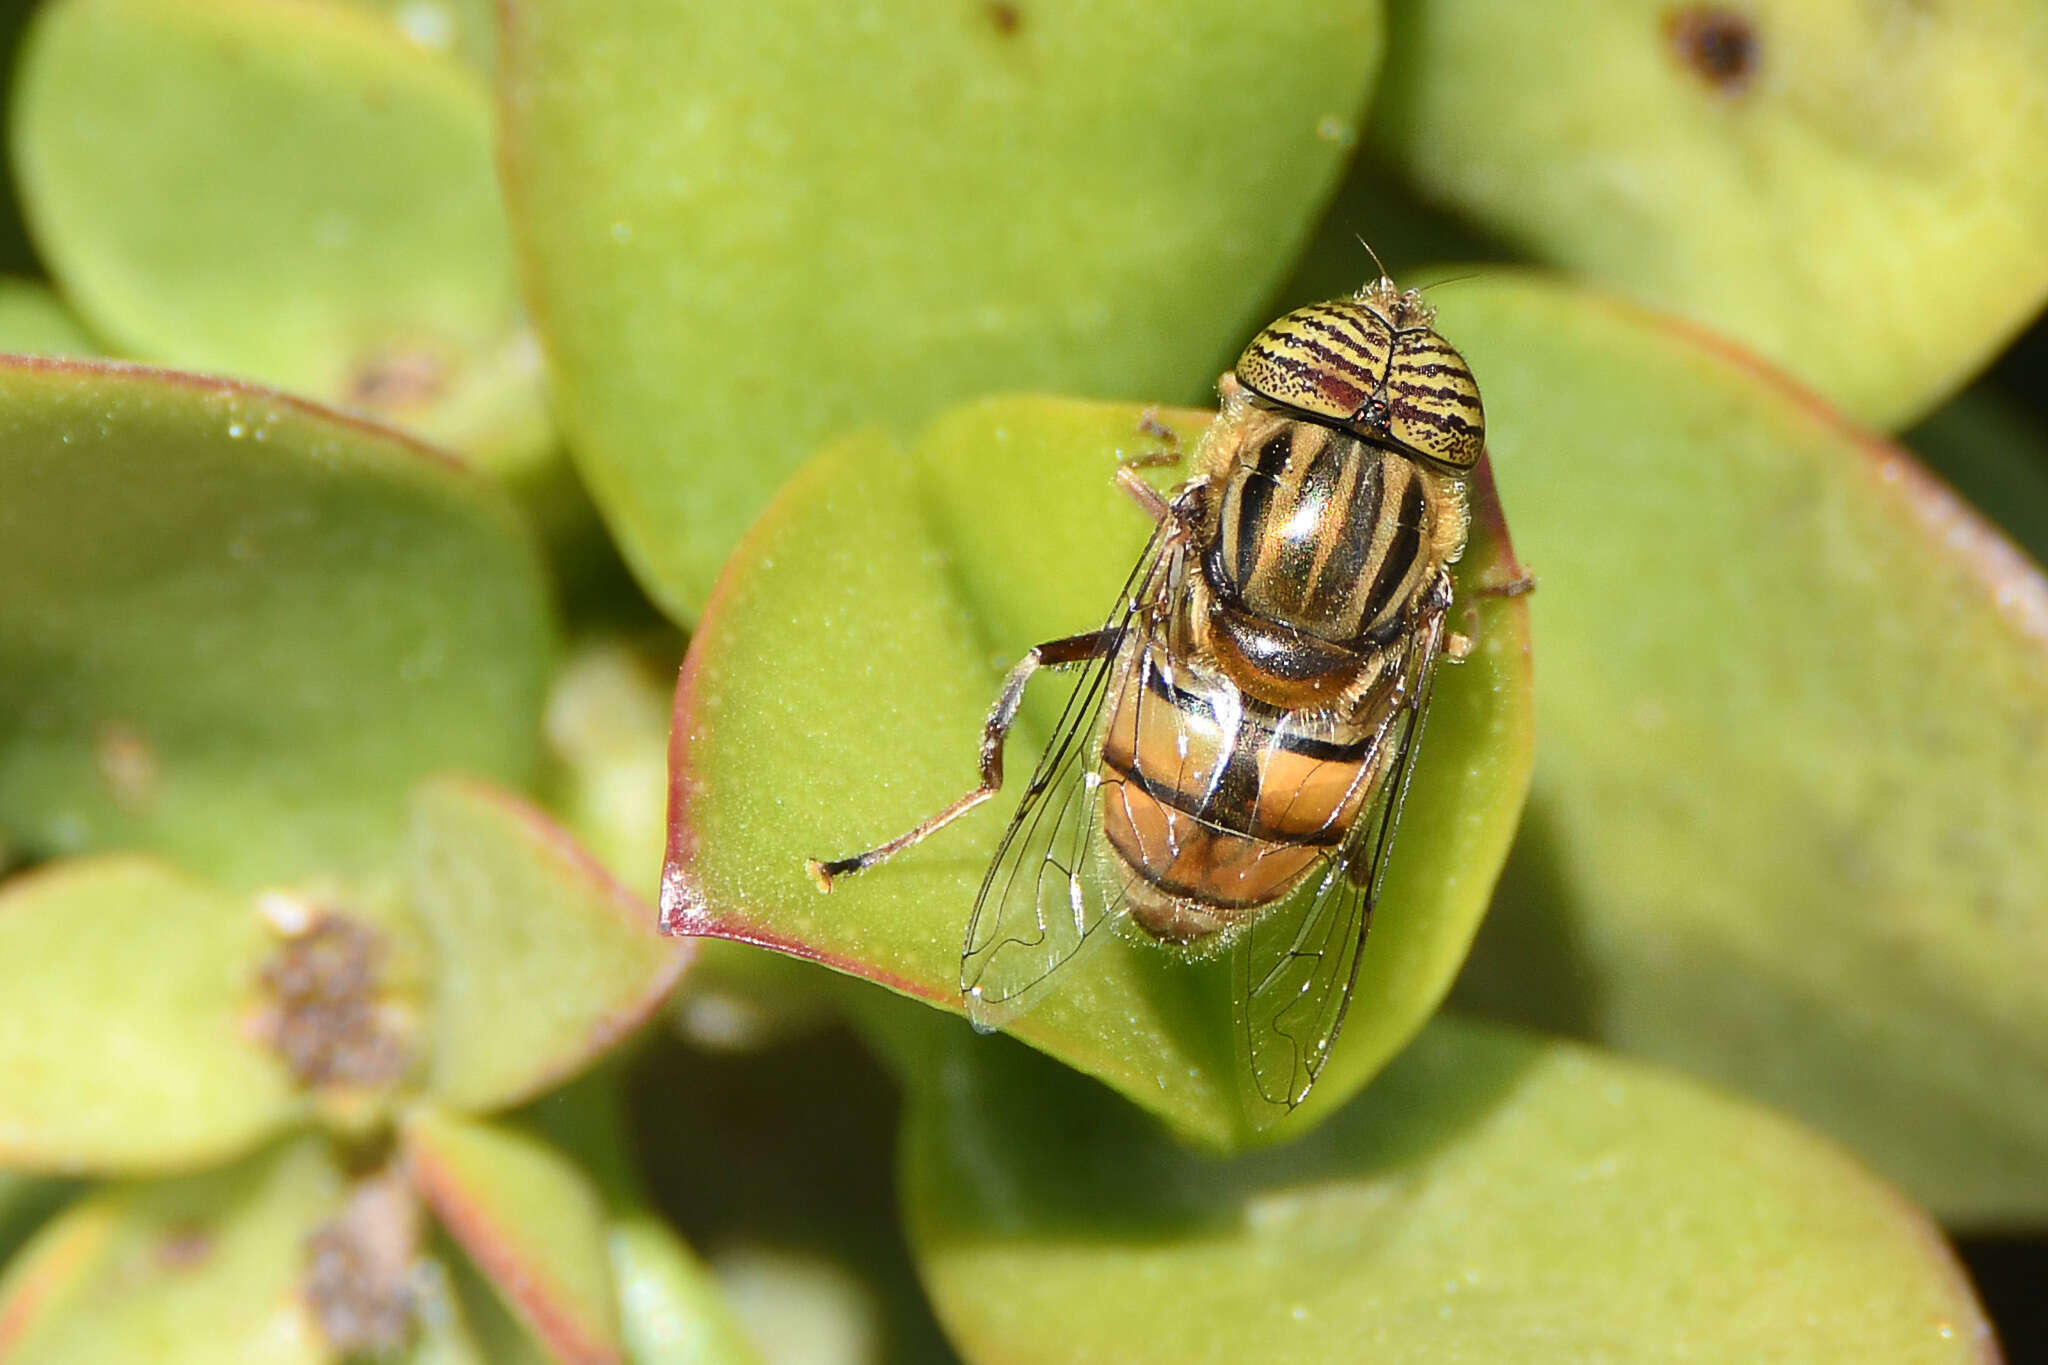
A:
[405,1107,623,1365]
[499,0,1383,621]
[1370,0,2048,429]
[663,397,1533,1148]
[611,1215,766,1365]
[905,1016,1996,1364]
[0,1138,344,1364]
[0,279,97,357]
[12,0,550,476]
[0,856,304,1174]
[0,360,554,887]
[408,778,689,1114]
[1434,274,2048,1226]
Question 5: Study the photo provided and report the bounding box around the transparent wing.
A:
[960,527,1176,1032]
[1233,599,1450,1114]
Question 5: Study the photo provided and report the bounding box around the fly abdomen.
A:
[1098,648,1382,942]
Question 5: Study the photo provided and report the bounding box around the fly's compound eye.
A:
[1234,297,1485,471]
[1233,300,1391,432]
[1380,323,1484,471]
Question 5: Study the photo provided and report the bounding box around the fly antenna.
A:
[1418,271,1481,294]
[1352,233,1394,288]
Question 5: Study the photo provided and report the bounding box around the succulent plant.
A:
[2,0,2045,1361]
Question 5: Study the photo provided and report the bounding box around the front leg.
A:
[1449,566,1536,659]
[1119,405,1184,472]
[805,628,1121,891]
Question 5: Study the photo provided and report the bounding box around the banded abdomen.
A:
[1096,642,1396,944]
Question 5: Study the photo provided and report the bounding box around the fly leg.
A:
[1449,566,1536,658]
[1120,405,1183,471]
[1115,466,1172,522]
[805,628,1121,891]
[1477,569,1538,599]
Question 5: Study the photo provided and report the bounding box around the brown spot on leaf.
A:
[985,2,1021,36]
[94,723,159,812]
[349,347,446,410]
[1665,6,1759,93]
[306,1166,420,1355]
[256,911,411,1089]
[154,1226,213,1271]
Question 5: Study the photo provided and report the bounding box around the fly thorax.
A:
[1202,420,1442,703]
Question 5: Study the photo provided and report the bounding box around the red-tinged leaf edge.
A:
[421,776,695,1109]
[0,353,477,472]
[1648,307,2048,648]
[404,1116,621,1365]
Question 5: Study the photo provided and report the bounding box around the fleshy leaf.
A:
[500,0,1383,621]
[0,359,553,887]
[663,398,1533,1148]
[903,1016,1996,1364]
[1433,274,2048,1226]
[0,1138,343,1364]
[0,856,303,1174]
[0,279,97,357]
[1370,0,2048,429]
[409,778,689,1113]
[12,0,550,475]
[611,1216,765,1365]
[406,1107,623,1365]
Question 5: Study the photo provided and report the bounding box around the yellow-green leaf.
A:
[13,0,550,474]
[1371,0,2048,428]
[1436,273,2048,1225]
[0,856,303,1174]
[409,779,689,1113]
[0,279,97,358]
[904,1017,1996,1364]
[611,1216,765,1365]
[0,360,553,887]
[0,1138,343,1364]
[406,1108,622,1365]
[500,0,1383,621]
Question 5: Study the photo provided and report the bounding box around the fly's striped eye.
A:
[1383,323,1484,470]
[1234,292,1485,471]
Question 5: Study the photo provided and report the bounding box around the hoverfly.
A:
[806,273,1491,1113]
